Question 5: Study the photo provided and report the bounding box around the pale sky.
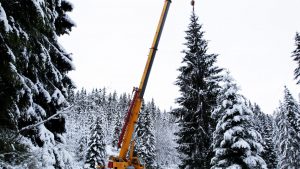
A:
[59,0,300,114]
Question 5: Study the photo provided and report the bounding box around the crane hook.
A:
[191,0,195,11]
[191,0,195,6]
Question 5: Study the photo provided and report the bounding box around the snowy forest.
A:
[1,0,300,169]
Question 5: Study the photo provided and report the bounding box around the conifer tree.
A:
[283,86,300,134]
[136,102,156,169]
[118,93,129,118]
[274,87,300,169]
[171,10,222,169]
[155,110,178,168]
[250,104,265,135]
[112,109,122,148]
[77,136,88,162]
[84,116,106,169]
[292,32,300,84]
[106,91,118,141]
[249,103,278,168]
[0,0,74,167]
[211,73,267,169]
[261,114,278,169]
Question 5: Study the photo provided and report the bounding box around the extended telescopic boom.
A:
[119,0,171,158]
[108,0,171,168]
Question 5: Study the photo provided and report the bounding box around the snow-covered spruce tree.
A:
[105,91,118,143]
[250,103,265,137]
[249,103,278,168]
[111,92,130,148]
[211,73,267,169]
[282,86,300,134]
[155,110,179,168]
[112,107,122,148]
[118,93,130,115]
[77,136,88,162]
[261,114,278,169]
[107,91,118,123]
[64,88,111,167]
[274,87,300,169]
[0,0,75,167]
[171,10,222,169]
[135,101,156,169]
[292,32,300,84]
[84,116,106,169]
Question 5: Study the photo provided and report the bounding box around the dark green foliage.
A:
[0,0,75,135]
[274,87,300,168]
[292,32,300,84]
[211,74,267,169]
[261,115,278,169]
[250,103,278,168]
[77,136,87,162]
[0,0,74,167]
[0,128,31,166]
[55,0,75,36]
[84,116,106,169]
[136,101,156,169]
[171,10,222,169]
[283,86,300,133]
[112,109,122,148]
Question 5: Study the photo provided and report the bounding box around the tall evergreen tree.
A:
[112,108,122,148]
[274,87,300,169]
[155,110,178,168]
[171,10,222,169]
[292,32,300,84]
[283,86,300,134]
[261,114,278,169]
[211,73,267,169]
[250,103,265,136]
[118,93,129,119]
[106,91,118,142]
[136,102,156,169]
[84,116,106,169]
[250,103,278,168]
[0,0,74,167]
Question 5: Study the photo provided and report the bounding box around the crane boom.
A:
[119,0,171,158]
[138,0,171,98]
[108,0,171,168]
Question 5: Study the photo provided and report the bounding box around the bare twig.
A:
[18,105,74,133]
[6,105,74,143]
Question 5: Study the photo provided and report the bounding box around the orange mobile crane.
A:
[106,0,172,168]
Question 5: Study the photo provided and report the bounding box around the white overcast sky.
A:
[59,0,300,114]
